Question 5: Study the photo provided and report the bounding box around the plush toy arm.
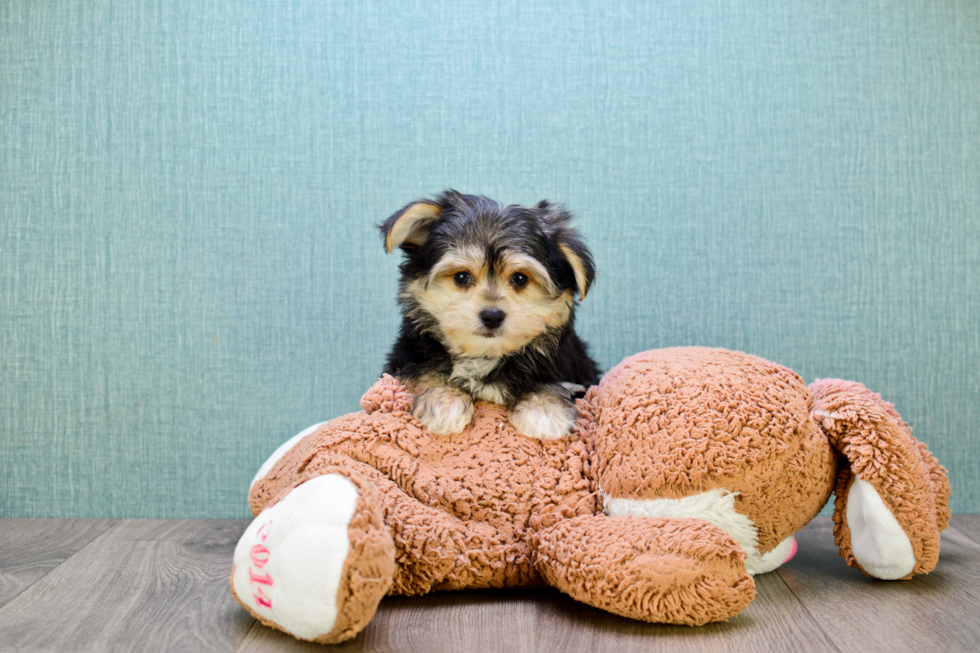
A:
[239,446,540,644]
[232,466,396,645]
[533,515,755,625]
[808,379,950,580]
[360,373,416,414]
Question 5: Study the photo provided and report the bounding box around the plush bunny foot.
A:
[535,515,755,625]
[810,379,950,580]
[749,535,798,575]
[842,477,916,579]
[231,471,395,644]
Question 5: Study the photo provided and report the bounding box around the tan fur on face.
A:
[403,248,573,359]
[427,245,489,281]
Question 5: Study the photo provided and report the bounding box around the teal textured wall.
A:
[2,1,978,518]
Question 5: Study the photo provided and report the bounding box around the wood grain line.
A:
[0,519,254,653]
[533,572,840,653]
[1,517,977,652]
[950,515,980,544]
[238,588,540,653]
[0,518,118,610]
[777,518,980,653]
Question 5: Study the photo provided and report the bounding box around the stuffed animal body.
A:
[231,347,950,644]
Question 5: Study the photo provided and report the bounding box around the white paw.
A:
[846,477,916,579]
[413,386,474,435]
[232,474,358,641]
[509,393,577,440]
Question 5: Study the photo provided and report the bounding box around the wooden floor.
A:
[0,517,978,652]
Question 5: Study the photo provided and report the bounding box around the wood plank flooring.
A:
[0,516,977,652]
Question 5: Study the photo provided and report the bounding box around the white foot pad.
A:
[233,474,358,640]
[747,535,798,575]
[846,477,916,579]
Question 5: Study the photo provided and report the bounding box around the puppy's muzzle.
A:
[479,308,506,330]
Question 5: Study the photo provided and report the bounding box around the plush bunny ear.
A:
[808,379,949,580]
[380,201,442,253]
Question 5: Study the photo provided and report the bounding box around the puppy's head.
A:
[380,191,595,359]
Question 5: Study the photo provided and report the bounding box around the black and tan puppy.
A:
[380,190,600,440]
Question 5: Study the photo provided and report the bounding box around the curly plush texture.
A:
[250,374,598,594]
[587,348,835,554]
[535,515,755,625]
[235,347,949,643]
[809,379,950,579]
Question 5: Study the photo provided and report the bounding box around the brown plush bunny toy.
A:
[231,347,949,644]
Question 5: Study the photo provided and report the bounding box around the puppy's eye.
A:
[511,272,529,288]
[454,271,473,287]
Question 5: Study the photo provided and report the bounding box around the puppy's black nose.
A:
[479,308,506,329]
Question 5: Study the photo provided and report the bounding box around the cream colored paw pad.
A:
[846,477,916,579]
[748,535,798,575]
[413,386,474,435]
[233,474,358,640]
[509,394,577,440]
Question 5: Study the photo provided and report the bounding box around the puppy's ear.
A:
[380,201,442,253]
[537,201,595,301]
[559,240,595,300]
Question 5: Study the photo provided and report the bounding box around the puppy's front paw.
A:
[509,392,578,440]
[413,385,474,436]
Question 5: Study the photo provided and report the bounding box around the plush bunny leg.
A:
[534,515,755,625]
[913,437,952,532]
[231,467,395,645]
[809,379,950,580]
[311,455,540,594]
[253,447,537,591]
[247,414,540,597]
